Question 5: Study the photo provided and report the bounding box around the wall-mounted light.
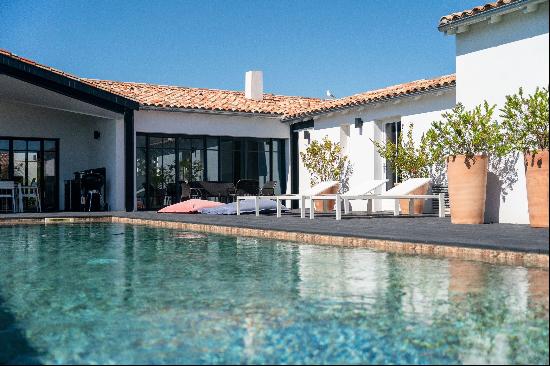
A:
[94,131,101,140]
[303,130,311,144]
[354,118,363,135]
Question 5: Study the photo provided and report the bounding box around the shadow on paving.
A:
[0,292,42,365]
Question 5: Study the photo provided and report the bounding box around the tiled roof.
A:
[439,0,524,28]
[83,79,324,116]
[0,48,139,109]
[282,74,456,121]
[1,48,456,120]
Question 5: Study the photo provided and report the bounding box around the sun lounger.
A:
[309,178,446,220]
[236,180,339,217]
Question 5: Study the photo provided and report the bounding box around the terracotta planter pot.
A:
[399,182,429,215]
[524,150,549,228]
[314,184,339,212]
[447,154,488,224]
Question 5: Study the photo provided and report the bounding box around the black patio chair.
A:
[234,179,259,196]
[195,181,236,203]
[260,181,277,196]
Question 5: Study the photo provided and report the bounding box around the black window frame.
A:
[136,132,286,211]
[0,136,60,211]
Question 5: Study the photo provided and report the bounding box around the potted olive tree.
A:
[300,136,349,212]
[501,87,549,228]
[426,102,504,224]
[372,124,433,214]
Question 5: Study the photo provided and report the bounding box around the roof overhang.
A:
[438,0,546,35]
[0,52,139,114]
[138,105,284,119]
[283,83,456,124]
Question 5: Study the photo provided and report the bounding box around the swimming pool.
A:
[0,223,548,364]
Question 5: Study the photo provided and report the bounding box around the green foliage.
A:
[371,124,432,180]
[179,158,203,182]
[425,102,505,162]
[299,136,348,186]
[500,86,549,154]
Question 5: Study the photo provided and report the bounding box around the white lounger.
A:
[309,178,446,220]
[236,180,339,217]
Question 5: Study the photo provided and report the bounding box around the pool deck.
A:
[1,211,548,257]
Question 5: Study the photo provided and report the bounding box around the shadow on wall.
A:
[0,292,42,365]
[485,152,520,223]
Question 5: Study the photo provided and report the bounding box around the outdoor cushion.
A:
[158,199,224,214]
[199,199,288,215]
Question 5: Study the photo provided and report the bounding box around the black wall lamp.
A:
[303,130,311,144]
[354,118,363,129]
[94,130,101,140]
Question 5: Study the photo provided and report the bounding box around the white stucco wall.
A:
[0,100,125,210]
[455,1,549,224]
[135,110,289,139]
[297,90,455,211]
[133,109,292,207]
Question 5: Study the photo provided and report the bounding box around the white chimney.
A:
[245,71,263,100]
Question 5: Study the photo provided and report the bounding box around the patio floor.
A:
[1,210,548,254]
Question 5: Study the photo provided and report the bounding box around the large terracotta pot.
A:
[399,182,429,215]
[524,150,549,228]
[314,184,339,212]
[447,154,488,224]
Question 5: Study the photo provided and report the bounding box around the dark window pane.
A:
[149,137,163,149]
[162,138,175,149]
[43,151,56,210]
[178,138,191,150]
[0,140,8,150]
[220,141,233,182]
[136,135,147,148]
[14,140,26,151]
[191,138,204,150]
[136,148,147,210]
[246,151,258,180]
[44,140,57,152]
[247,140,258,151]
[206,137,219,150]
[28,141,40,151]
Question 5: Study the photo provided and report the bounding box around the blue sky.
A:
[1,0,483,98]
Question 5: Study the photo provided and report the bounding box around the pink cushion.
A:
[158,199,224,214]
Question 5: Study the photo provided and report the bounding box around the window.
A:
[136,134,287,210]
[0,137,58,211]
[384,121,402,190]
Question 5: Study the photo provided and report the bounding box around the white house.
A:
[1,0,548,225]
[439,0,549,223]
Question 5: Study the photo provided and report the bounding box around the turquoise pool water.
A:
[0,223,548,365]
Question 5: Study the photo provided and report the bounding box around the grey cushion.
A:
[199,199,288,215]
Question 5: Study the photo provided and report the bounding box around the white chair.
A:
[236,181,340,218]
[17,184,41,212]
[0,181,17,213]
[310,178,446,220]
[307,179,388,218]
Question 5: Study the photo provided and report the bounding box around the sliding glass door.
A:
[136,133,286,211]
[0,137,59,211]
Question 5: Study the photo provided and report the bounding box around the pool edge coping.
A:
[1,216,547,269]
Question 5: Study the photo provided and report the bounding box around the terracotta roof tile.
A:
[439,0,523,28]
[82,79,324,116]
[282,74,456,121]
[2,48,456,120]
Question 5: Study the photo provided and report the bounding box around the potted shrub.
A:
[372,124,433,214]
[300,136,349,212]
[426,102,504,224]
[500,87,549,228]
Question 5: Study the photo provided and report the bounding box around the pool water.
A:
[0,223,548,364]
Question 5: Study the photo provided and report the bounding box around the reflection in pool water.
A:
[0,223,548,364]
